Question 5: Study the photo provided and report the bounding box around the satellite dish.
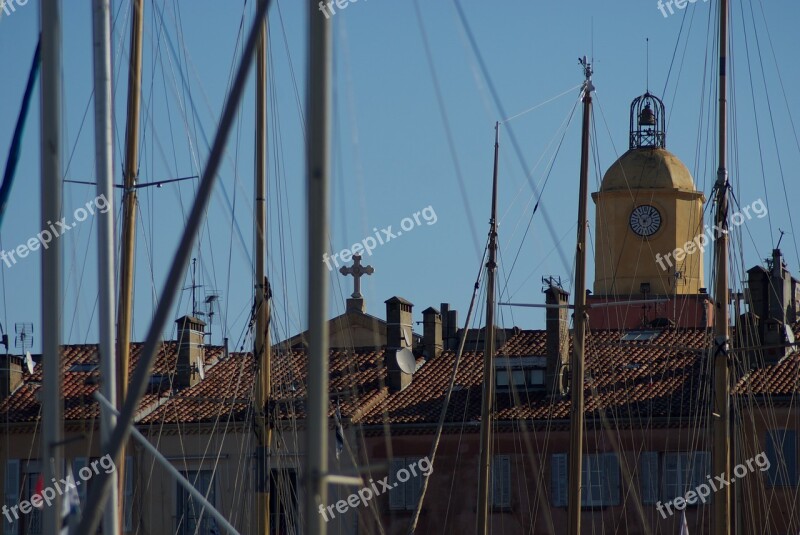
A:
[197,359,205,380]
[402,327,412,347]
[25,351,35,374]
[395,348,416,375]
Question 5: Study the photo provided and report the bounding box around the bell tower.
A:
[591,92,705,300]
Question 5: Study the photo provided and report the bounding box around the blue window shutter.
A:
[3,459,20,535]
[604,453,620,506]
[767,430,796,487]
[786,431,797,486]
[688,452,710,505]
[640,452,658,505]
[551,453,567,507]
[389,459,406,510]
[124,457,134,530]
[73,457,88,506]
[491,456,511,508]
[662,452,681,501]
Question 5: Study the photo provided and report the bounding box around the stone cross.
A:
[339,254,374,299]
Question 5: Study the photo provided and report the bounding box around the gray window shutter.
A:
[389,459,406,511]
[767,429,797,487]
[689,451,711,505]
[551,453,567,507]
[491,456,511,508]
[662,452,681,501]
[124,457,134,530]
[4,459,20,535]
[604,453,620,506]
[73,458,88,507]
[640,452,658,504]
[404,462,422,511]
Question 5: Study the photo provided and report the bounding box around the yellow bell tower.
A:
[592,92,705,298]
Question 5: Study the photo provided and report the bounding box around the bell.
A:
[639,103,656,126]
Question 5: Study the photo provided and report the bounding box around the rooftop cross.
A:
[339,254,374,299]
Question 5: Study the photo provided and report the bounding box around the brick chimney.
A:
[175,315,206,388]
[422,307,442,360]
[0,355,23,399]
[544,284,570,396]
[385,297,414,392]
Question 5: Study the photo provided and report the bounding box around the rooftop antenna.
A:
[15,322,33,352]
[182,258,203,317]
[776,228,786,250]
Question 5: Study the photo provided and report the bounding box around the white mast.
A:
[91,0,119,532]
[305,0,332,531]
[40,0,64,531]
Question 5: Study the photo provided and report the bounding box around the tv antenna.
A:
[15,322,33,352]
[183,258,203,317]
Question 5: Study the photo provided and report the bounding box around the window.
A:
[24,470,42,535]
[550,453,619,508]
[496,370,509,387]
[662,452,710,504]
[621,330,660,342]
[176,470,217,535]
[388,458,424,511]
[511,370,526,387]
[491,456,512,509]
[766,429,797,487]
[4,459,20,535]
[639,452,659,504]
[123,457,133,531]
[270,469,298,535]
[528,369,546,387]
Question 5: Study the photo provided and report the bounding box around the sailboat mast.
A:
[254,5,272,534]
[567,58,593,535]
[116,0,144,524]
[305,0,332,532]
[40,0,64,531]
[712,0,731,533]
[476,123,500,535]
[91,0,120,532]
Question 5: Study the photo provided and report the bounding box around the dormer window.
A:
[495,357,546,392]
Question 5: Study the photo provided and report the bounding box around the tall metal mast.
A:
[712,0,731,533]
[91,0,120,532]
[567,58,593,535]
[40,0,64,531]
[116,0,144,521]
[476,123,500,535]
[305,0,332,531]
[254,4,272,533]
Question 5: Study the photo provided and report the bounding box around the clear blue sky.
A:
[0,0,798,353]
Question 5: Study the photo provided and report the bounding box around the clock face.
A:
[629,205,662,237]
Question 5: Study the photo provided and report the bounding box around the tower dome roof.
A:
[600,147,696,192]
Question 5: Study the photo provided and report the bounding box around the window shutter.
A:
[662,453,680,501]
[786,431,797,486]
[491,456,511,508]
[640,452,658,504]
[4,459,20,535]
[404,463,422,511]
[388,459,406,511]
[689,451,711,504]
[73,457,88,506]
[551,454,567,507]
[604,453,620,506]
[123,457,134,530]
[766,430,796,487]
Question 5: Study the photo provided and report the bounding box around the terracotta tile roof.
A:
[2,326,797,429]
